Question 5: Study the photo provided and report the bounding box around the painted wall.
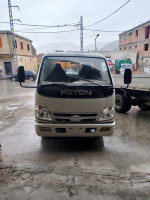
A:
[0,33,12,55]
[17,55,38,73]
[0,32,37,76]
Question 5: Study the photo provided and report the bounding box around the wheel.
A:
[30,77,34,81]
[115,94,131,113]
[12,77,16,82]
[138,103,150,111]
[123,95,131,112]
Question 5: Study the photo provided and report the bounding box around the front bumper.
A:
[35,121,115,137]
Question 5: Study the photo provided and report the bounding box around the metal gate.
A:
[4,62,12,75]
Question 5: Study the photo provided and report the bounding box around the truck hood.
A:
[35,93,114,113]
[44,96,106,113]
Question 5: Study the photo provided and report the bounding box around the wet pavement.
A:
[0,80,150,200]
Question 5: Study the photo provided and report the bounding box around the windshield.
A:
[39,56,112,86]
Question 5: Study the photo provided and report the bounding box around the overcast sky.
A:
[0,0,150,48]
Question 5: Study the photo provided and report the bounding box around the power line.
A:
[15,29,79,34]
[14,28,122,34]
[10,24,79,31]
[84,28,122,33]
[0,20,80,28]
[85,0,131,27]
[1,0,130,32]
[12,27,67,31]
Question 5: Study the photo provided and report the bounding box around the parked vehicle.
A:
[17,53,131,140]
[115,59,132,74]
[120,63,133,74]
[10,70,37,81]
[115,87,150,112]
[115,74,150,113]
[107,61,114,72]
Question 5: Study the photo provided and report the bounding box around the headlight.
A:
[35,105,52,121]
[98,107,114,121]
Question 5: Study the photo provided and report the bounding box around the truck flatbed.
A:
[113,74,150,91]
[113,74,150,112]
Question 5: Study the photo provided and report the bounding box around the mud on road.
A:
[0,162,150,200]
[0,80,150,200]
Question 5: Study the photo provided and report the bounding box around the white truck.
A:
[113,74,150,113]
[17,53,131,138]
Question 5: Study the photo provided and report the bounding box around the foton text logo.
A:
[61,90,92,96]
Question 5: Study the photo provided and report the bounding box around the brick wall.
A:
[119,22,150,58]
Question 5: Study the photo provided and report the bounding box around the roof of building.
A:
[0,30,32,42]
[44,52,105,58]
[119,20,150,36]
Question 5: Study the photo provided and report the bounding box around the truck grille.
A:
[52,113,99,123]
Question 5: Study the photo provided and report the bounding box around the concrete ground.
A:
[0,80,150,200]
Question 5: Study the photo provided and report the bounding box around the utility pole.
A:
[95,34,99,53]
[8,0,20,73]
[80,16,83,52]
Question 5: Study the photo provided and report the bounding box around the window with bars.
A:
[135,30,138,37]
[144,43,149,51]
[20,42,23,49]
[145,26,150,39]
[27,44,30,51]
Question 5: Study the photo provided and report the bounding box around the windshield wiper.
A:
[76,78,102,86]
[73,76,111,87]
[40,83,67,87]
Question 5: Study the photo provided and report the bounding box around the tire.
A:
[138,103,150,111]
[12,77,16,82]
[115,94,131,113]
[123,95,131,112]
[30,77,34,82]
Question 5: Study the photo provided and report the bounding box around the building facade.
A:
[0,31,37,77]
[119,21,150,71]
[37,53,44,66]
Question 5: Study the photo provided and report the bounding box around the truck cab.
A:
[34,52,115,137]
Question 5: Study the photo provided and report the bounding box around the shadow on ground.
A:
[41,137,104,153]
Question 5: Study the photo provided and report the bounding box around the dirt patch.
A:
[0,163,150,200]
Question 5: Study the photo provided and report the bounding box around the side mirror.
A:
[124,68,132,84]
[18,66,25,82]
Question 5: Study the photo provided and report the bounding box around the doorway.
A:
[4,62,12,75]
